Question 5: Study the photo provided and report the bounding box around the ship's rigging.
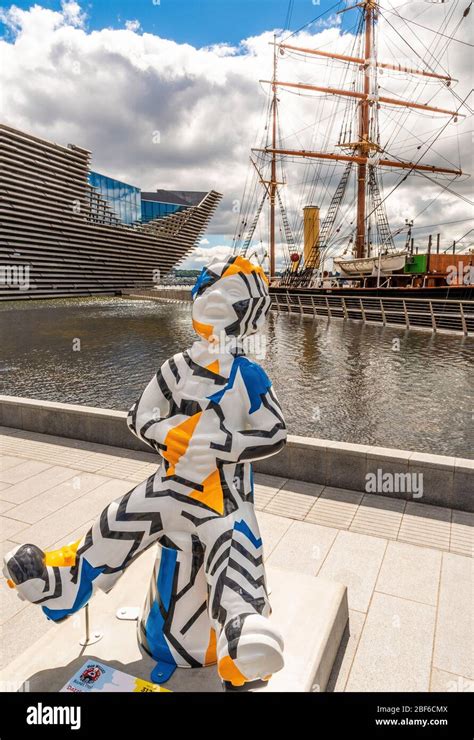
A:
[232,0,471,284]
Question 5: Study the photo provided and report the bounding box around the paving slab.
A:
[430,668,474,693]
[375,541,442,606]
[306,487,363,530]
[318,530,387,612]
[0,460,51,485]
[450,510,474,557]
[255,511,293,557]
[0,456,25,472]
[253,473,287,510]
[0,554,348,693]
[0,602,56,670]
[253,473,288,490]
[266,520,338,576]
[398,502,451,551]
[0,576,31,624]
[8,479,132,550]
[346,592,436,692]
[6,472,111,524]
[279,479,324,498]
[0,515,29,542]
[0,540,18,569]
[265,488,316,520]
[0,465,80,505]
[432,552,473,680]
[350,494,405,540]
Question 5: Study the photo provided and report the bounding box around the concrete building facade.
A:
[0,124,221,300]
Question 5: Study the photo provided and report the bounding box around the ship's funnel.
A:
[303,205,320,269]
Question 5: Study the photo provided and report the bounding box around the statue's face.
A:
[192,257,270,342]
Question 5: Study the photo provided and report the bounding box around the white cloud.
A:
[199,238,210,245]
[61,1,85,28]
[125,20,140,33]
[178,244,233,269]
[314,13,341,31]
[0,0,471,266]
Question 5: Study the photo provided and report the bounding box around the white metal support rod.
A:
[325,296,331,319]
[342,297,348,320]
[460,303,468,336]
[79,604,103,647]
[403,300,410,330]
[429,301,437,333]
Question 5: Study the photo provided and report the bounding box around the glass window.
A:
[140,199,186,223]
[88,171,141,224]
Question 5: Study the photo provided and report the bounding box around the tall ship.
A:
[232,0,473,311]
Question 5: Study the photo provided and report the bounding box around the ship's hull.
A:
[271,285,474,301]
[270,284,474,336]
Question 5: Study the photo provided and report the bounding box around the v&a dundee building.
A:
[0,124,221,300]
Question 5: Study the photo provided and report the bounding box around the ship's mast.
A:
[356,0,374,258]
[253,0,463,271]
[269,34,277,277]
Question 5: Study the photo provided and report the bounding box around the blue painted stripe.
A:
[191,267,214,298]
[234,519,262,549]
[42,559,103,622]
[207,355,271,414]
[158,547,177,611]
[143,548,177,673]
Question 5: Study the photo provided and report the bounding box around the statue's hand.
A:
[181,436,217,481]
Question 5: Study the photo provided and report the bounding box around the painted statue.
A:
[4,255,287,688]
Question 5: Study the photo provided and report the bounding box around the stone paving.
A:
[0,426,472,692]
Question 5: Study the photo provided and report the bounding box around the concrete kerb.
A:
[0,396,472,511]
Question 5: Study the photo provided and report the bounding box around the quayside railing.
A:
[271,292,474,336]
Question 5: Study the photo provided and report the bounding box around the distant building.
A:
[0,124,221,299]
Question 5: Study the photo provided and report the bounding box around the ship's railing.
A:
[271,292,474,336]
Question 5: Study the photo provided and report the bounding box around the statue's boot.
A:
[216,613,284,687]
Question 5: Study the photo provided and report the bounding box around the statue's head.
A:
[191,255,270,343]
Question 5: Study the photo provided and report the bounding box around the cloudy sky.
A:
[0,0,472,269]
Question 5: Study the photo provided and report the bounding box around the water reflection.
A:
[0,298,472,458]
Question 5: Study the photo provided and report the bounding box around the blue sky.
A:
[0,0,348,46]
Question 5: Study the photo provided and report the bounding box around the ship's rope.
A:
[382,106,465,173]
[283,0,295,32]
[333,86,471,250]
[336,158,472,251]
[386,127,473,152]
[289,12,364,250]
[232,80,275,252]
[444,226,474,252]
[282,1,345,43]
[379,3,473,114]
[385,3,473,48]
